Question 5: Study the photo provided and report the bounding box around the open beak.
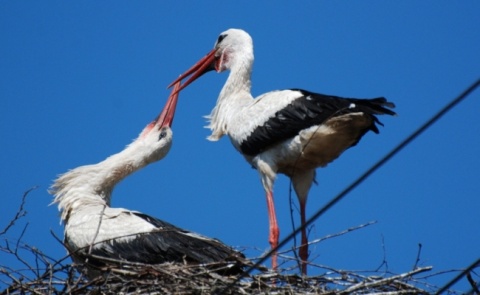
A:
[157,81,181,128]
[168,49,217,93]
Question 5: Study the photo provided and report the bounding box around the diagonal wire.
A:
[434,257,480,295]
[221,78,480,293]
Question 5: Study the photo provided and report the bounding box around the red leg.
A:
[266,190,279,271]
[299,199,309,275]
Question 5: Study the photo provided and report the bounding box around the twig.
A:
[88,204,107,255]
[467,271,479,295]
[412,243,423,270]
[288,188,302,272]
[339,266,432,294]
[272,221,377,273]
[291,220,377,251]
[0,186,38,236]
[363,291,426,295]
[376,234,389,272]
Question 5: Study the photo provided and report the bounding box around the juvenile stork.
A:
[169,28,396,274]
[50,83,246,277]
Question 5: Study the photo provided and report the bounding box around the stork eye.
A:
[217,34,227,44]
[158,130,167,140]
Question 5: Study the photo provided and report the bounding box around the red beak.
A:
[157,81,181,128]
[168,49,217,93]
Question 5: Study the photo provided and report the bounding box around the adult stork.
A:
[169,28,396,274]
[50,83,247,278]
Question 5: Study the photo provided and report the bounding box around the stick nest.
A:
[1,189,464,294]
[1,250,435,295]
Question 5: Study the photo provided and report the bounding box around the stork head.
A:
[137,81,181,163]
[168,28,253,92]
[50,82,182,217]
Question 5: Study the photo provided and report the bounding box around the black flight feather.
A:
[66,211,246,274]
[240,89,396,156]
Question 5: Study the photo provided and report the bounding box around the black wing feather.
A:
[240,89,396,156]
[68,212,245,273]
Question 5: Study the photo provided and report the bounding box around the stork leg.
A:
[266,190,280,271]
[299,199,309,275]
[291,169,315,275]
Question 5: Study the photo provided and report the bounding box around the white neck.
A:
[206,52,254,141]
[51,132,169,222]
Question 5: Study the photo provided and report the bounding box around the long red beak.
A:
[157,81,181,128]
[168,49,217,93]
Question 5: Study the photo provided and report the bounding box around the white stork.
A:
[169,28,396,274]
[50,83,246,278]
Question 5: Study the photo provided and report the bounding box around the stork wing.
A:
[68,211,246,274]
[239,89,396,156]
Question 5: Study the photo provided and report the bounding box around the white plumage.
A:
[170,29,396,274]
[51,83,246,277]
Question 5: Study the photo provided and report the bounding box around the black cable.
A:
[221,78,480,293]
[434,257,480,295]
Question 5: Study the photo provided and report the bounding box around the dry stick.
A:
[47,262,54,294]
[48,233,90,292]
[349,274,424,293]
[88,204,107,255]
[272,221,376,272]
[366,291,426,295]
[466,272,480,294]
[79,204,108,280]
[220,79,480,294]
[375,234,389,272]
[287,189,302,272]
[13,224,35,276]
[278,220,377,260]
[49,229,82,268]
[339,266,432,294]
[466,271,480,294]
[306,220,377,246]
[412,243,423,270]
[0,186,38,235]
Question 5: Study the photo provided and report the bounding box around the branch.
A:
[466,271,479,294]
[0,186,38,236]
[339,266,432,294]
[412,243,423,270]
[279,220,377,257]
[375,234,389,272]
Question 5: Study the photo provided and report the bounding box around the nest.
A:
[1,248,437,295]
[1,190,473,294]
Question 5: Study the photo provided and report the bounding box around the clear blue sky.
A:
[1,1,479,292]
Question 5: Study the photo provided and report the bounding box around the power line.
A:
[221,78,480,293]
[434,257,480,294]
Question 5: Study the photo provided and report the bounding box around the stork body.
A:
[51,84,245,277]
[170,29,396,274]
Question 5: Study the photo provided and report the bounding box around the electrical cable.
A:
[434,257,480,294]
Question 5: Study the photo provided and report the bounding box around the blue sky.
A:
[1,1,479,292]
